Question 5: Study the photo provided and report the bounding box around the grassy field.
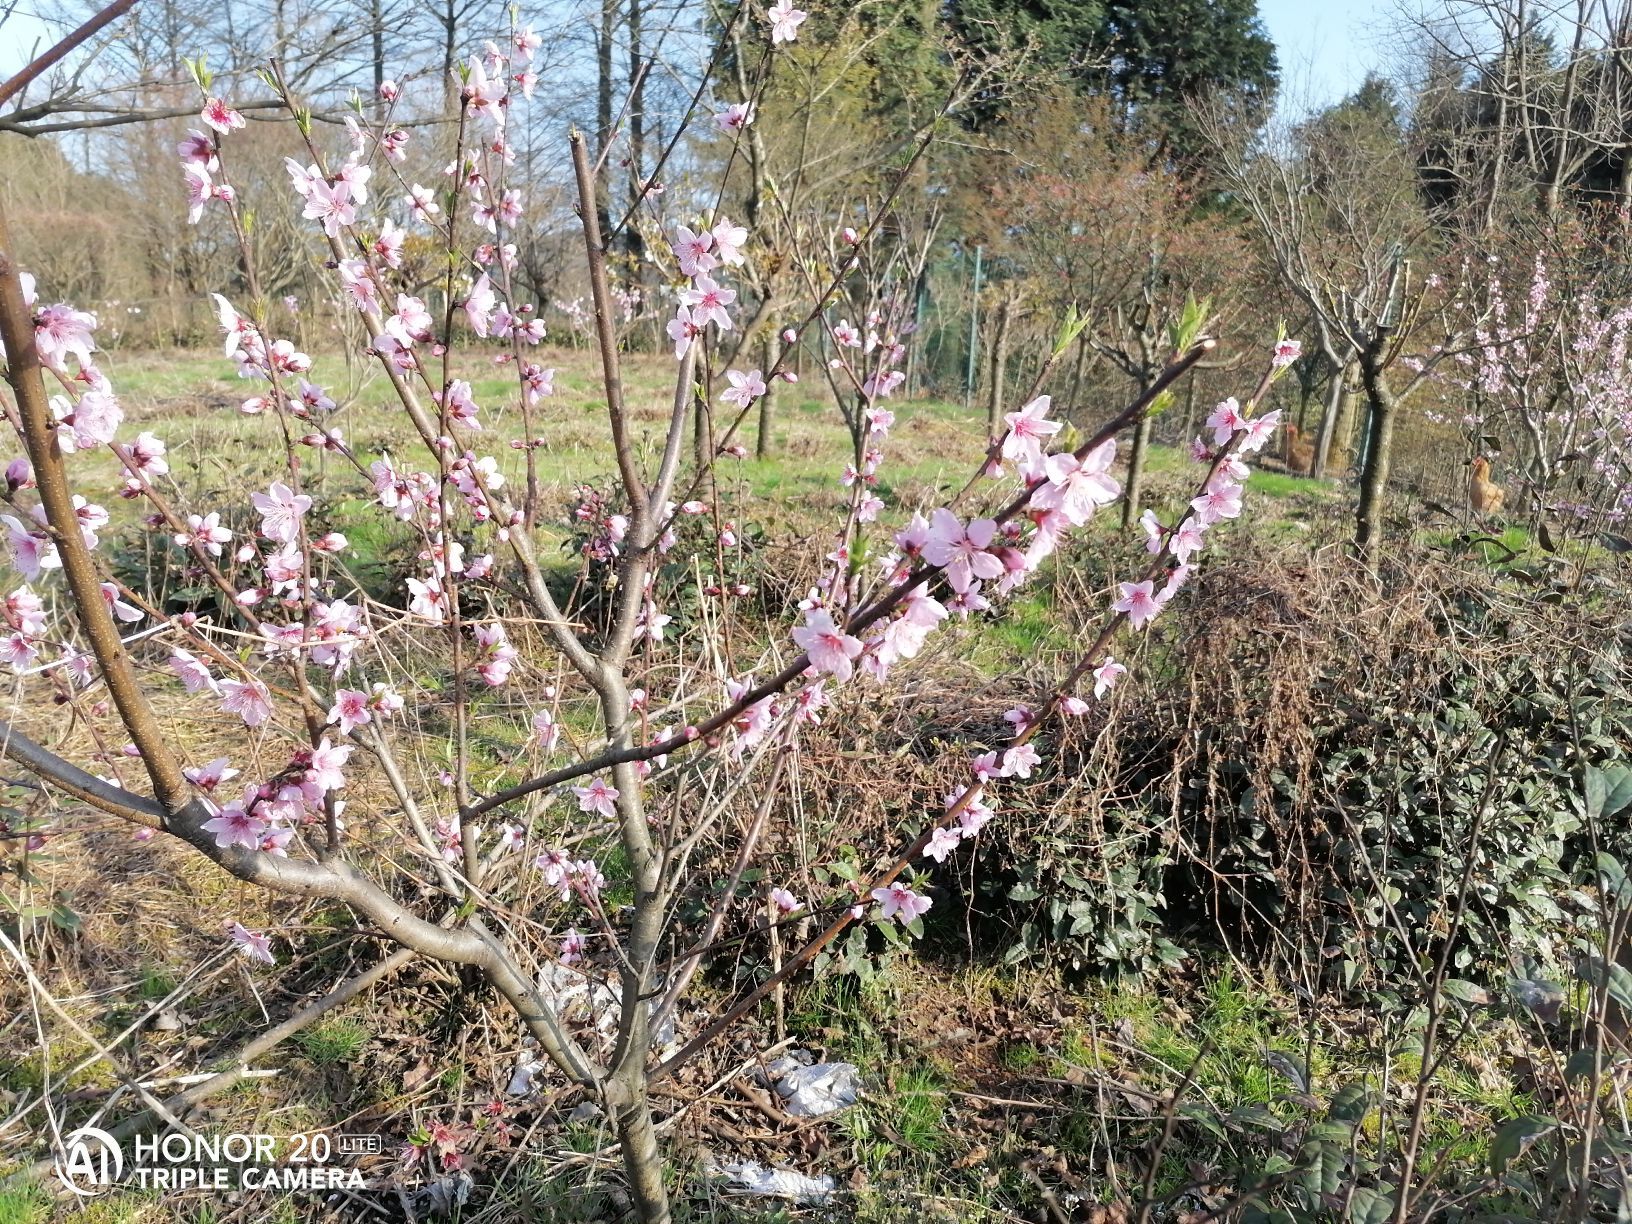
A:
[7,344,1596,1224]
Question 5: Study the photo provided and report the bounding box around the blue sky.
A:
[1258,0,1395,111]
[2,2,1388,111]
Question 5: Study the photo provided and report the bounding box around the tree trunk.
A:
[1329,372,1359,475]
[625,0,646,266]
[1121,415,1153,529]
[614,1089,671,1223]
[371,0,385,119]
[756,334,777,459]
[595,0,617,243]
[985,297,1012,436]
[1067,332,1091,410]
[1354,356,1398,557]
[1312,356,1347,479]
[693,390,709,474]
[440,0,457,107]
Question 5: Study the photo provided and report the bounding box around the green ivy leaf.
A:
[1489,1115,1558,1174]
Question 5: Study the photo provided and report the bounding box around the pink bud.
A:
[782,328,797,343]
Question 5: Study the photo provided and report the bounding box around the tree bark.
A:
[625,0,646,267]
[595,0,617,243]
[371,0,385,120]
[1329,371,1359,475]
[1354,354,1398,557]
[1120,415,1153,529]
[756,333,777,459]
[614,1089,671,1223]
[1312,354,1347,479]
[985,297,1012,436]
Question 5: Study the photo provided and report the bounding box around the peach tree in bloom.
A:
[0,3,1297,1218]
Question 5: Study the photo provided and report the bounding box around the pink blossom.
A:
[791,608,864,682]
[767,0,808,43]
[711,218,748,265]
[970,751,1004,782]
[302,180,355,237]
[672,225,716,277]
[923,826,964,863]
[1190,477,1243,526]
[5,586,45,636]
[335,160,372,205]
[219,679,272,726]
[678,275,736,331]
[1205,397,1247,446]
[714,102,754,134]
[464,273,497,336]
[957,789,996,836]
[387,294,433,347]
[200,98,245,134]
[1036,441,1121,525]
[1111,580,1162,630]
[408,183,441,221]
[327,688,372,734]
[100,582,141,623]
[559,927,586,964]
[666,306,700,359]
[1271,339,1302,369]
[0,633,38,670]
[572,777,620,818]
[227,921,275,963]
[1002,743,1041,778]
[720,368,766,408]
[32,302,98,370]
[175,511,231,556]
[531,708,561,751]
[185,757,238,792]
[204,803,268,851]
[307,738,353,791]
[1169,518,1206,564]
[177,129,218,170]
[250,481,312,544]
[367,219,405,270]
[872,882,932,924]
[1092,656,1127,698]
[1002,395,1062,475]
[3,516,60,581]
[923,509,1004,593]
[770,887,802,914]
[183,164,214,224]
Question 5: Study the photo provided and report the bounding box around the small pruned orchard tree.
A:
[0,2,1301,1218]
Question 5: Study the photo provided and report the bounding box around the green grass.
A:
[1246,468,1317,500]
[137,965,178,1000]
[294,1019,370,1066]
[0,1188,49,1224]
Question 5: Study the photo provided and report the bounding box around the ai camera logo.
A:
[55,1127,123,1196]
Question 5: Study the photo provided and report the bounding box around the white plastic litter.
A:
[534,964,677,1054]
[716,1159,836,1203]
[762,1053,862,1117]
[506,1050,540,1096]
